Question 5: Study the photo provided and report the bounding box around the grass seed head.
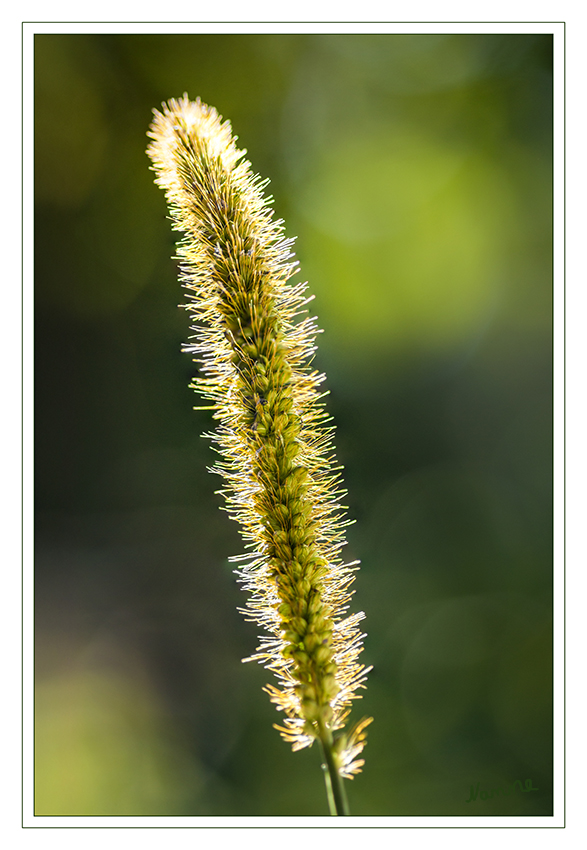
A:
[147,94,372,772]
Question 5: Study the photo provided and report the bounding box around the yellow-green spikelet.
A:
[147,95,371,775]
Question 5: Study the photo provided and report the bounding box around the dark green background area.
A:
[34,33,553,817]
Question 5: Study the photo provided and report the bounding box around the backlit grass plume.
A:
[147,95,372,815]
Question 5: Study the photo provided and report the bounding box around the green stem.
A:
[319,723,350,816]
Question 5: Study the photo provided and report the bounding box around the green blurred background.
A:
[34,33,553,817]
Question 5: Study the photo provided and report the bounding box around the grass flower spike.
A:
[147,95,372,815]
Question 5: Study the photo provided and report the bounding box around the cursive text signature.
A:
[466,779,538,802]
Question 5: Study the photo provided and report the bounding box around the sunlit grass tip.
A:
[147,94,372,812]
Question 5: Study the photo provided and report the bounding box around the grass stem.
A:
[319,722,350,816]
